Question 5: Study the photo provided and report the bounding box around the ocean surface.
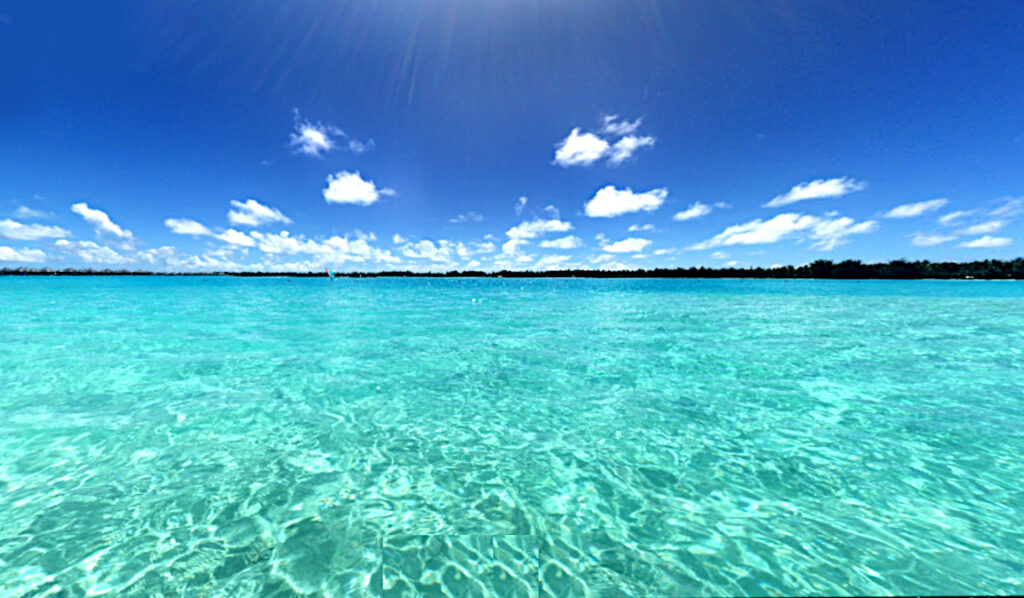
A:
[1,276,1023,597]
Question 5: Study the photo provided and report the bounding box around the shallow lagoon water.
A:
[1,276,1023,597]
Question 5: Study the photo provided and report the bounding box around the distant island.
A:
[3,259,1024,279]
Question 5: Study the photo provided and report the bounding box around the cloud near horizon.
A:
[690,213,877,251]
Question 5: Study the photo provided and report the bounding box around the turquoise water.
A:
[1,277,1023,597]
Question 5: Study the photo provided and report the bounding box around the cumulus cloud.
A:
[911,233,957,247]
[449,212,483,223]
[228,199,292,227]
[54,239,131,264]
[672,201,712,222]
[0,219,69,240]
[711,251,729,259]
[392,234,407,244]
[554,116,654,167]
[628,224,655,232]
[959,235,1011,248]
[533,254,572,270]
[215,229,256,247]
[71,203,133,239]
[764,177,866,208]
[690,213,876,251]
[289,109,344,157]
[608,135,655,165]
[603,237,651,253]
[0,246,46,262]
[584,186,666,218]
[601,115,643,136]
[14,206,51,219]
[539,235,582,249]
[553,128,610,167]
[515,196,528,215]
[400,239,465,263]
[506,218,573,239]
[164,218,213,236]
[323,171,395,206]
[883,198,948,218]
[959,220,1006,235]
[245,230,398,264]
[808,217,879,250]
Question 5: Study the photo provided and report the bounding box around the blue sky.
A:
[2,0,1023,271]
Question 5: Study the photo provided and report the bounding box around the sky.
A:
[2,0,1023,272]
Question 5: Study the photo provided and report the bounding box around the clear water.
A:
[1,277,1023,597]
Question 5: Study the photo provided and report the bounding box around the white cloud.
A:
[14,206,51,219]
[501,238,528,256]
[54,239,131,264]
[0,219,69,240]
[601,115,642,136]
[553,128,610,167]
[911,233,957,247]
[883,198,948,219]
[0,246,46,262]
[543,205,560,218]
[515,196,528,215]
[392,234,407,244]
[539,235,582,249]
[938,210,973,225]
[808,217,878,250]
[628,224,655,232]
[603,237,651,253]
[71,203,132,239]
[323,171,395,206]
[690,213,876,251]
[449,212,483,223]
[401,239,461,263]
[248,230,308,254]
[228,199,292,227]
[711,251,729,259]
[533,254,572,270]
[347,139,373,154]
[246,231,398,263]
[608,135,655,165]
[764,177,866,208]
[289,109,344,157]
[506,218,573,239]
[959,220,1006,235]
[164,218,212,236]
[584,185,666,218]
[959,235,1011,248]
[672,201,712,222]
[990,198,1024,218]
[216,229,256,247]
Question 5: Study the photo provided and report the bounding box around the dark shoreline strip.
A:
[3,259,1024,279]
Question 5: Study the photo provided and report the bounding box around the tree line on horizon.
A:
[3,258,1024,279]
